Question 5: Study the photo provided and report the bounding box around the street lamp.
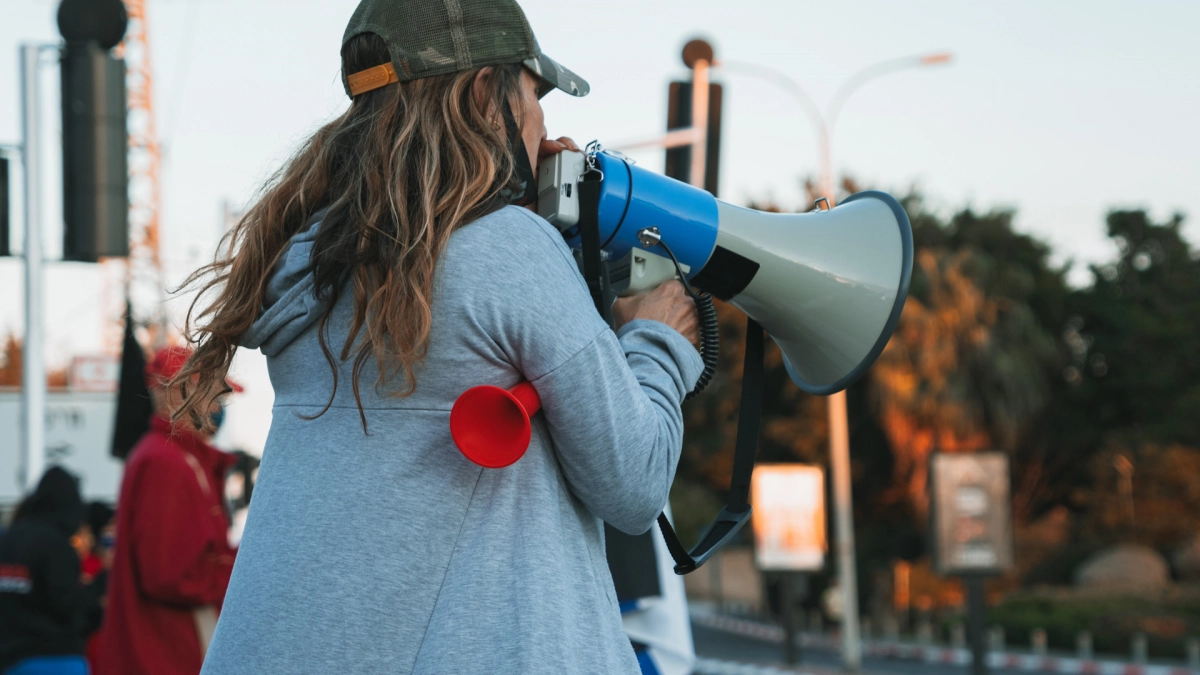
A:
[714,51,952,673]
[717,52,952,198]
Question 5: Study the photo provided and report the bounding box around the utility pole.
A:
[20,44,48,491]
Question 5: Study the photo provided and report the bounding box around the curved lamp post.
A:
[714,51,952,673]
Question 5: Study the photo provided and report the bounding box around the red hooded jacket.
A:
[98,416,237,675]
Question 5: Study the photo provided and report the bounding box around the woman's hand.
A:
[539,136,581,160]
[612,281,700,347]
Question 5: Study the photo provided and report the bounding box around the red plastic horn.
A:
[450,381,542,468]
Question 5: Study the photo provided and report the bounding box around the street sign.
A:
[930,452,1015,576]
[751,464,826,571]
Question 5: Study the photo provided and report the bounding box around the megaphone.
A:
[449,147,913,468]
[543,148,913,395]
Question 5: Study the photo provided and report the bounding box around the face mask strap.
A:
[499,100,538,206]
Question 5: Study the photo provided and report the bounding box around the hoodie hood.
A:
[241,210,333,357]
[16,466,84,536]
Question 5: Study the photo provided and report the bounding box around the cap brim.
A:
[523,53,589,97]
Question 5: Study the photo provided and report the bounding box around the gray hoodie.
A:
[200,205,703,674]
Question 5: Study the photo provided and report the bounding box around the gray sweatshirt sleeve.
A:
[534,320,703,534]
[468,207,704,534]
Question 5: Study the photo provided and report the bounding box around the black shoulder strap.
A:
[574,182,762,575]
[657,317,763,574]
[577,177,613,327]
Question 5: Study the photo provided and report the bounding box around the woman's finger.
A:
[538,138,566,158]
[555,137,581,152]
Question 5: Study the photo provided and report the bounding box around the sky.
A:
[2,0,1198,453]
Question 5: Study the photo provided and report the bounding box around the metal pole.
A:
[820,113,861,673]
[966,576,989,675]
[781,574,798,664]
[20,44,46,491]
[828,389,861,671]
[689,59,709,189]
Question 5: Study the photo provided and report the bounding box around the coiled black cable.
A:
[644,236,720,400]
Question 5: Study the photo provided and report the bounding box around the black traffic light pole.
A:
[13,0,129,491]
[59,0,130,262]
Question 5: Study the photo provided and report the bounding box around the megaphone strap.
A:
[657,318,764,575]
[727,318,764,509]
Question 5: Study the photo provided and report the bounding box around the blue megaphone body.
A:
[539,149,913,396]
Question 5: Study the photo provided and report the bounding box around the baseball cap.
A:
[342,0,589,99]
[145,346,244,393]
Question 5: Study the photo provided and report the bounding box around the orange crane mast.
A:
[104,0,165,354]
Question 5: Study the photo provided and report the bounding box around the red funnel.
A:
[450,381,542,468]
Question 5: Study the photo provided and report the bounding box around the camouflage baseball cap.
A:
[342,0,589,99]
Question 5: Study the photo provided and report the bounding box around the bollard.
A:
[884,615,900,641]
[917,618,934,645]
[808,609,824,633]
[1031,628,1047,657]
[989,625,1006,653]
[1187,637,1200,670]
[1076,631,1093,660]
[951,623,966,649]
[1131,632,1147,664]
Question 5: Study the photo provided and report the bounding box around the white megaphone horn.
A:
[541,148,913,395]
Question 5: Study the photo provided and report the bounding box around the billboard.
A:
[750,464,826,571]
[0,391,123,504]
[930,452,1014,576]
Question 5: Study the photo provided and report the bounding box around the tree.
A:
[1061,211,1200,448]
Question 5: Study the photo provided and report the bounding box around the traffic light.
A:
[0,157,9,257]
[58,0,129,262]
[664,82,723,196]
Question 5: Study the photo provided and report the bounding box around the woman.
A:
[0,468,90,675]
[177,1,700,673]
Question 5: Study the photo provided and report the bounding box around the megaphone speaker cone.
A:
[706,191,913,395]
[450,382,542,469]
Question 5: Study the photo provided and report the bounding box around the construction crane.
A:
[104,0,165,354]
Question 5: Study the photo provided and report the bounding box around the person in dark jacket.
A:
[0,467,91,675]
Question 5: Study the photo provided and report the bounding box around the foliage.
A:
[1059,211,1200,450]
[990,591,1200,658]
[0,333,20,387]
[0,333,69,388]
[1074,443,1200,549]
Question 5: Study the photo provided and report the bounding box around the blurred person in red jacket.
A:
[97,346,240,675]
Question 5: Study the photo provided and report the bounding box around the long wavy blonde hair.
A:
[173,33,527,431]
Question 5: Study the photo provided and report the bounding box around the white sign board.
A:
[930,452,1014,575]
[69,355,119,392]
[0,391,123,504]
[751,464,826,571]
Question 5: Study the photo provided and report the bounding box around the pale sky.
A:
[2,0,1198,453]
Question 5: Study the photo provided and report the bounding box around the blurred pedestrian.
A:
[0,467,91,675]
[79,503,114,671]
[169,1,700,673]
[96,346,239,675]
